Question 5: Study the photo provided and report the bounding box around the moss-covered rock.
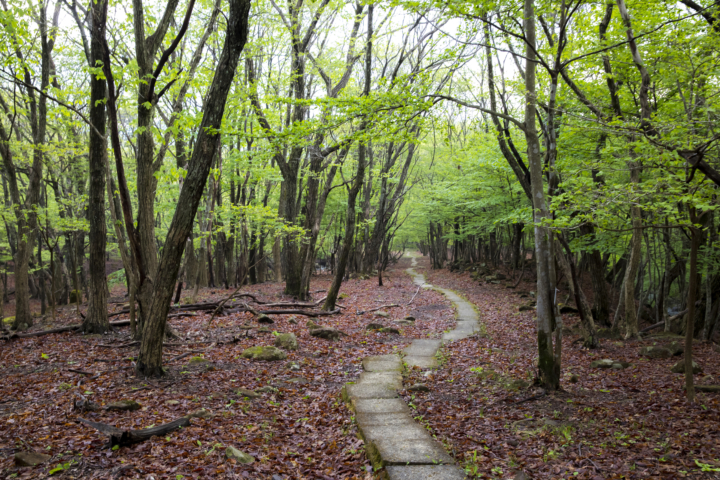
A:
[274,332,298,351]
[241,346,287,361]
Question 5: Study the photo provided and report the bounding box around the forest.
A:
[1,0,720,478]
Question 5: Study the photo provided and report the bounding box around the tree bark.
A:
[83,0,109,334]
[136,0,251,377]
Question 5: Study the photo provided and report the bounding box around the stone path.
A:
[343,255,480,479]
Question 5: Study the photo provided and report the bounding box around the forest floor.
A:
[1,254,719,479]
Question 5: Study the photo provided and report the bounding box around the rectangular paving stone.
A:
[404,355,438,369]
[359,372,402,389]
[369,435,455,466]
[352,398,409,415]
[404,339,442,357]
[362,355,402,372]
[361,423,430,444]
[345,383,398,400]
[386,465,467,480]
[355,412,412,427]
[442,331,472,341]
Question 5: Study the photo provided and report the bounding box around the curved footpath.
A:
[343,256,481,479]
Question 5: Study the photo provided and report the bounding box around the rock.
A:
[559,305,579,314]
[611,363,624,370]
[518,305,534,312]
[484,275,497,282]
[407,383,430,392]
[257,314,274,324]
[310,327,344,341]
[238,325,253,330]
[590,359,615,369]
[380,327,400,334]
[241,346,287,361]
[639,346,673,359]
[236,388,260,399]
[288,317,298,325]
[69,290,82,303]
[274,332,298,351]
[2,316,14,327]
[395,320,413,326]
[542,418,559,427]
[14,451,51,467]
[307,320,321,330]
[666,341,684,356]
[514,472,530,480]
[225,446,254,464]
[569,374,579,383]
[257,327,270,333]
[189,356,208,364]
[165,400,180,405]
[287,361,301,371]
[366,322,384,331]
[490,280,501,284]
[496,273,507,280]
[186,408,213,419]
[671,360,702,374]
[404,316,415,321]
[375,311,390,318]
[257,386,278,393]
[106,400,141,411]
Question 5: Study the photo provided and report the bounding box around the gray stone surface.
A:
[386,465,468,480]
[404,339,442,357]
[352,398,410,414]
[404,355,438,369]
[355,412,414,427]
[362,355,402,372]
[370,436,455,465]
[345,383,398,400]
[359,372,402,389]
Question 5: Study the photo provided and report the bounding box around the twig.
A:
[68,369,95,376]
[356,304,400,315]
[407,284,422,306]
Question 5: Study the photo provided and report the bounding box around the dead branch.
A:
[355,304,400,315]
[4,320,131,339]
[78,416,191,448]
[407,284,422,306]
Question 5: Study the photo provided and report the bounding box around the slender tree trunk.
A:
[83,0,109,333]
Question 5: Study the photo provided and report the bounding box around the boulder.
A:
[495,273,507,280]
[241,346,287,361]
[519,305,534,312]
[590,359,615,369]
[106,400,141,411]
[365,323,384,331]
[257,386,278,393]
[380,327,400,334]
[569,374,579,383]
[236,388,260,399]
[189,356,208,364]
[165,400,180,405]
[666,341,684,356]
[404,316,416,321]
[257,314,274,324]
[14,452,51,467]
[484,275,497,282]
[306,320,321,330]
[639,346,672,359]
[274,332,298,351]
[375,311,390,318]
[226,446,254,464]
[671,360,702,374]
[288,317,298,325]
[309,327,345,341]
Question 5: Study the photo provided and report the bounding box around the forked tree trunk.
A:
[136,0,251,377]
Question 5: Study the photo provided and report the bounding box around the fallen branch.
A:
[68,369,94,376]
[356,304,400,315]
[78,416,191,448]
[256,308,340,317]
[639,321,665,334]
[5,320,131,339]
[407,285,422,306]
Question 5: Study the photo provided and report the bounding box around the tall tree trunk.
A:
[136,0,251,377]
[525,0,559,390]
[83,0,109,333]
[685,208,702,402]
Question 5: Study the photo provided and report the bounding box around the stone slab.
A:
[355,412,413,427]
[404,355,438,369]
[404,339,442,357]
[362,355,402,372]
[386,465,468,480]
[360,423,430,444]
[345,383,398,400]
[359,372,402,389]
[352,398,409,415]
[442,331,473,341]
[369,435,455,466]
